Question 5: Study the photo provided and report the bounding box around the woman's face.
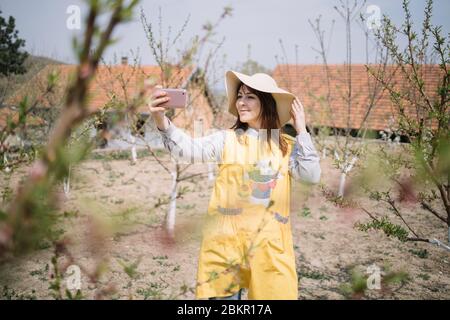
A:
[236,85,262,128]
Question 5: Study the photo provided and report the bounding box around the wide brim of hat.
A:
[225,70,295,126]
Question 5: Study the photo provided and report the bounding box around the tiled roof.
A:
[3,64,215,131]
[7,64,191,112]
[273,64,443,131]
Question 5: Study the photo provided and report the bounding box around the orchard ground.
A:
[0,141,449,299]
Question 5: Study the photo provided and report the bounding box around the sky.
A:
[1,0,449,83]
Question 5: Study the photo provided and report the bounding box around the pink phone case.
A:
[161,88,187,108]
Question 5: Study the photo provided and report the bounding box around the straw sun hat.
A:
[225,70,295,126]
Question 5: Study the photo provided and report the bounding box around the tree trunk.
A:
[322,148,327,159]
[3,153,11,173]
[63,165,71,197]
[337,156,358,198]
[130,134,137,164]
[338,172,347,198]
[166,169,178,239]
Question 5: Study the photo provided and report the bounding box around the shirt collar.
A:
[245,127,259,137]
[241,127,282,143]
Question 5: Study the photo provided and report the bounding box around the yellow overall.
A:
[196,129,298,300]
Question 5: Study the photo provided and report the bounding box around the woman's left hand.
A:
[290,97,307,133]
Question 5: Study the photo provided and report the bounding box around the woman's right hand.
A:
[147,85,171,116]
[146,84,171,130]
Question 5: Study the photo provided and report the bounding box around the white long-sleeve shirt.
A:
[157,119,321,184]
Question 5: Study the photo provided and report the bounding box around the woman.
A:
[148,71,321,300]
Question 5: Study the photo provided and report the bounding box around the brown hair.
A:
[231,83,288,157]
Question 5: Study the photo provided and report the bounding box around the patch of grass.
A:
[1,186,13,203]
[108,171,119,181]
[319,215,328,221]
[298,266,330,281]
[111,206,139,222]
[29,263,49,282]
[137,149,166,158]
[145,214,161,226]
[383,270,410,287]
[313,233,325,240]
[136,281,168,300]
[118,257,142,280]
[153,255,171,267]
[63,210,79,219]
[36,241,52,250]
[300,206,311,218]
[121,179,135,185]
[418,273,430,281]
[408,248,428,259]
[36,228,65,250]
[2,286,37,300]
[177,204,196,210]
[300,270,329,280]
[113,198,124,205]
[90,149,167,161]
[93,151,130,161]
[153,255,168,260]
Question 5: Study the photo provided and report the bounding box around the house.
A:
[273,64,443,133]
[3,59,217,149]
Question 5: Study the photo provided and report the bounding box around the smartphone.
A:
[159,88,188,108]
